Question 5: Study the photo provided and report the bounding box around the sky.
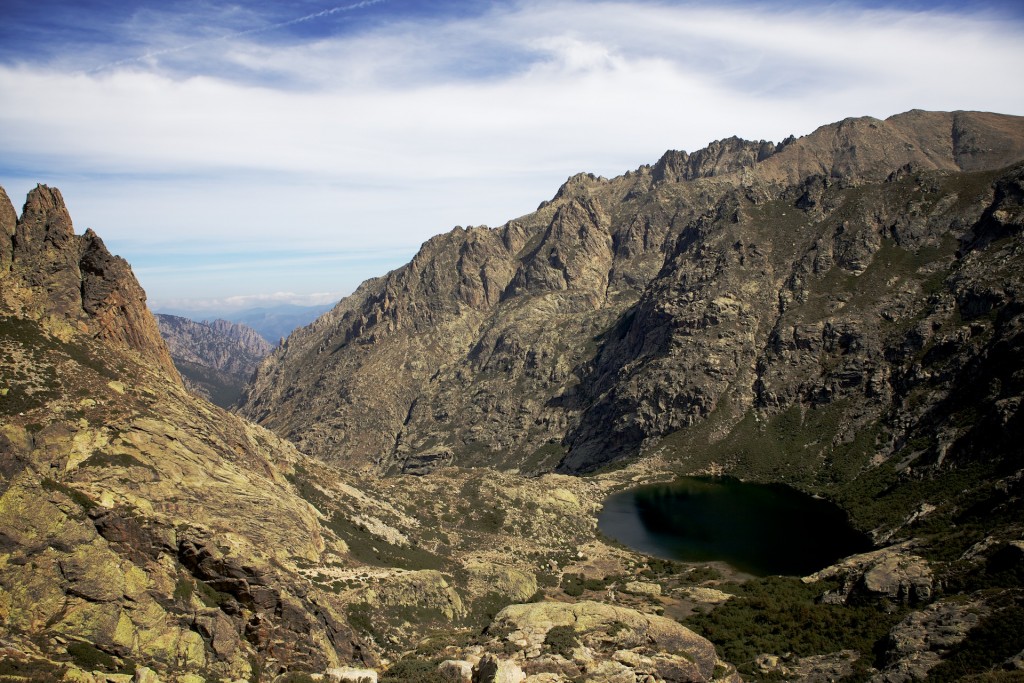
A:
[1,0,1023,314]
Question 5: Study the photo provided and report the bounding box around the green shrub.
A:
[40,478,97,512]
[685,576,904,677]
[560,573,585,597]
[928,603,1024,682]
[173,578,194,603]
[277,673,317,683]
[380,657,439,682]
[544,624,579,658]
[0,657,62,682]
[67,642,119,672]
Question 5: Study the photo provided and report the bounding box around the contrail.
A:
[86,0,385,74]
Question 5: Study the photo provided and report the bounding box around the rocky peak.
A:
[16,183,75,249]
[0,184,180,382]
[652,136,777,183]
[0,186,17,273]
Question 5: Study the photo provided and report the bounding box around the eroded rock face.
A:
[490,600,726,682]
[872,598,990,682]
[805,545,934,605]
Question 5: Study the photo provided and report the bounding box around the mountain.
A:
[5,108,1024,682]
[155,314,272,407]
[239,110,1024,486]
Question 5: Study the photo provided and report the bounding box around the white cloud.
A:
[2,0,1023,308]
[153,291,345,314]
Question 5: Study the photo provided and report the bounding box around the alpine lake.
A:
[598,477,872,577]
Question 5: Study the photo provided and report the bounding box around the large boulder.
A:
[490,600,722,682]
[805,544,933,605]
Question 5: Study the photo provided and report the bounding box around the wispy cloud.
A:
[86,0,386,75]
[1,0,1023,310]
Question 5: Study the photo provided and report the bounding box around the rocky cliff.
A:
[156,314,272,407]
[0,185,180,381]
[231,109,1024,680]
[239,110,1024,486]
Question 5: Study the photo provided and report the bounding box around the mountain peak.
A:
[0,185,180,382]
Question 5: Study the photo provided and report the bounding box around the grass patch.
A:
[66,642,134,675]
[323,512,446,570]
[0,657,62,682]
[173,577,195,604]
[80,450,155,473]
[194,579,233,609]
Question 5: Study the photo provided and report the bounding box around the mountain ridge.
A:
[238,109,1024,482]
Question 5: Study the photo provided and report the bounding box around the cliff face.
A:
[156,314,272,407]
[239,110,1024,484]
[0,185,180,382]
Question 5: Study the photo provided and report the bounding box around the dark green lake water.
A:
[597,477,872,576]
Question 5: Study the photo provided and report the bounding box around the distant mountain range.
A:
[154,302,333,344]
[155,314,272,408]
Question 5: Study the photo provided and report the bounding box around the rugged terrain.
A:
[0,186,744,682]
[2,107,1024,683]
[240,108,1024,679]
[155,314,272,408]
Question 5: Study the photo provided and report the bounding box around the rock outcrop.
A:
[0,187,371,679]
[0,185,179,381]
[155,314,272,407]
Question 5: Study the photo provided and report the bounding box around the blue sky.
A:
[2,0,1023,313]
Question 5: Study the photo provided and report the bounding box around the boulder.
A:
[491,601,718,681]
[804,545,933,605]
[473,654,526,683]
[623,581,661,597]
[325,667,378,682]
[438,659,474,683]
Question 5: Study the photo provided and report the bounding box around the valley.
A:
[1,109,1023,682]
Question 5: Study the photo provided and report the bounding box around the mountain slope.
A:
[238,110,1024,485]
[0,185,738,682]
[156,314,272,407]
[0,186,372,679]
